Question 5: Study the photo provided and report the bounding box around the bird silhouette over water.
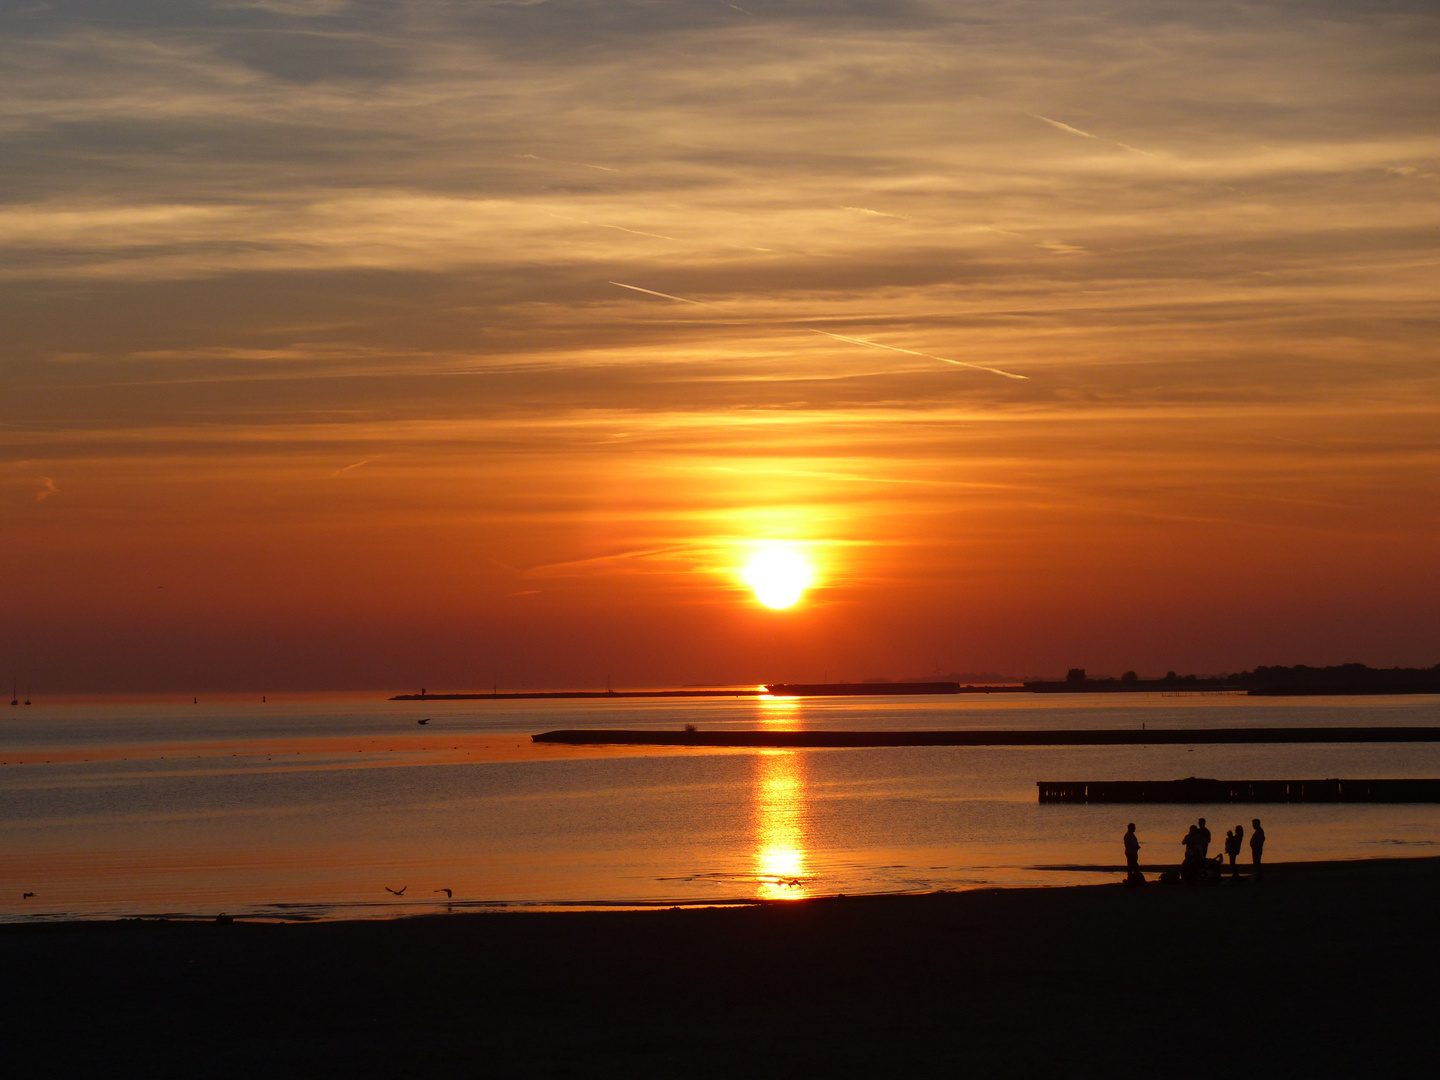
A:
[435,888,452,898]
[385,885,407,896]
[417,718,429,725]
[23,892,35,899]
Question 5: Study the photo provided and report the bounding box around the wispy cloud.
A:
[524,546,694,578]
[841,206,906,219]
[216,0,350,14]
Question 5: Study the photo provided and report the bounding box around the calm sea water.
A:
[3,693,1439,920]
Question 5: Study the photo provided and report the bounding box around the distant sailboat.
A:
[9,679,15,707]
[24,686,31,706]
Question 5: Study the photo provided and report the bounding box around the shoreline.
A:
[2,855,1433,927]
[5,856,1437,1077]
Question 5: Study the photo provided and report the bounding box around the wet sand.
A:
[4,858,1437,1078]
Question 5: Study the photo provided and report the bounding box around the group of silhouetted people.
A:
[1123,817,1265,885]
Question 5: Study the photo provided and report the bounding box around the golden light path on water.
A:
[754,695,810,900]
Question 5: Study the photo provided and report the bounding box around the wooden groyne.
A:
[1037,778,1440,803]
[531,726,1440,748]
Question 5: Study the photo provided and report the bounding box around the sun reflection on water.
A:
[755,694,801,730]
[754,750,809,900]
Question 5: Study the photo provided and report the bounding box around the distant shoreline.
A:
[390,681,1022,701]
[391,664,1440,700]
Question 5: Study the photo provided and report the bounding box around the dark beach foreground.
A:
[5,859,1438,1078]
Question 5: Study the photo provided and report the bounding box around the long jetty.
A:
[530,726,1440,747]
[391,689,766,701]
[760,682,1027,696]
[1037,777,1440,803]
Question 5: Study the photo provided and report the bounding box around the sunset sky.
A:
[3,0,1438,691]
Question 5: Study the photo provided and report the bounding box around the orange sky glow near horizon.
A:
[2,1,1438,692]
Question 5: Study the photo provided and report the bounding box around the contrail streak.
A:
[518,153,617,172]
[608,281,711,305]
[1030,113,1096,139]
[1030,113,1154,156]
[552,214,675,240]
[808,330,1028,380]
[328,458,375,478]
[608,281,1028,380]
[595,223,676,241]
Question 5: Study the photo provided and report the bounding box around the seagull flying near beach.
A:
[417,718,429,725]
[385,885,407,896]
[23,892,35,898]
[435,888,452,898]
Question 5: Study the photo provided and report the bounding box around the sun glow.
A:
[743,544,812,609]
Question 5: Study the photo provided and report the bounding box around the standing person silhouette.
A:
[1196,817,1212,858]
[1225,825,1244,879]
[1123,823,1141,882]
[1180,825,1203,883]
[1250,819,1265,881]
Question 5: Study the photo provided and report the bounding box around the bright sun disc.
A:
[744,547,811,609]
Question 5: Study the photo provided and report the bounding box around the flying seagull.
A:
[23,892,34,899]
[384,885,407,896]
[435,888,452,898]
[417,718,429,725]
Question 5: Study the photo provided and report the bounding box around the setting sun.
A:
[743,545,812,609]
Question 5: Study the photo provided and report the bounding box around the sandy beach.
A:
[5,857,1437,1077]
